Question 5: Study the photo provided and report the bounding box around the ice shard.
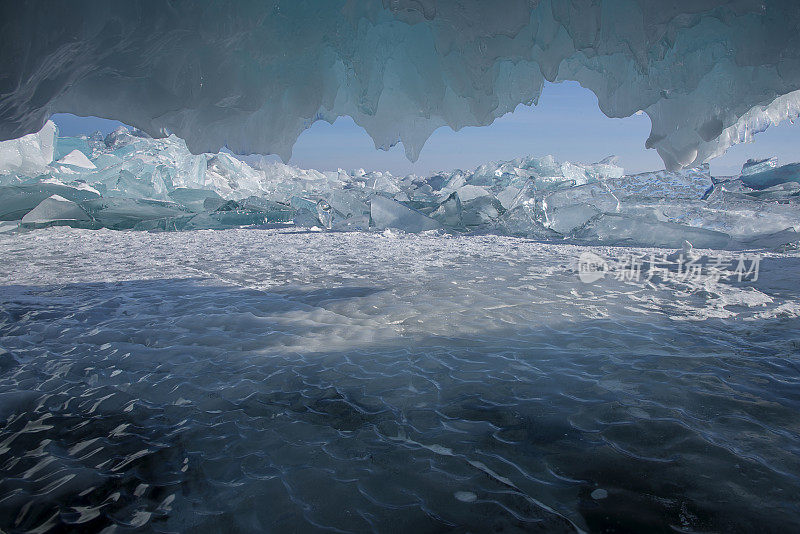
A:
[0,120,797,249]
[369,196,441,233]
[20,194,89,227]
[55,149,96,170]
[1,2,799,170]
[0,121,56,176]
[0,183,100,221]
[739,162,800,190]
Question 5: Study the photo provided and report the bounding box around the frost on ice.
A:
[1,1,800,171]
[0,121,798,250]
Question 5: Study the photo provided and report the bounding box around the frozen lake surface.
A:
[1,228,799,532]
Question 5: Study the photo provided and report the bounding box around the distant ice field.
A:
[1,228,799,532]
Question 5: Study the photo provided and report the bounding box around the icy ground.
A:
[1,227,799,532]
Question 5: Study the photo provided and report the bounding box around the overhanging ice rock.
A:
[1,1,799,170]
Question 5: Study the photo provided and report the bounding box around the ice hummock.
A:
[0,122,798,249]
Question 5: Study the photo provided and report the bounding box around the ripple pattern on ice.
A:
[0,228,799,532]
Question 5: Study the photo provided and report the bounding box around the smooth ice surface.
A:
[1,2,800,170]
[1,228,799,532]
[1,123,798,249]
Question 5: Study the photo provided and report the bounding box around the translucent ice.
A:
[461,196,506,230]
[82,198,191,230]
[182,210,268,231]
[369,196,441,233]
[21,195,89,227]
[496,205,560,240]
[0,183,99,221]
[605,167,714,201]
[739,162,800,190]
[574,214,732,250]
[542,183,620,234]
[742,158,779,177]
[431,192,463,229]
[326,191,369,221]
[168,188,223,213]
[1,122,798,249]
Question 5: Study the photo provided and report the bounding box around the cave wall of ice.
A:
[1,0,799,170]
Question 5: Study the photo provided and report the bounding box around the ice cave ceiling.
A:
[1,0,799,170]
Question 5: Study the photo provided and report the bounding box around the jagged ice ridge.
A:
[1,121,799,250]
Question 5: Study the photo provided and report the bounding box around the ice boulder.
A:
[181,210,267,231]
[316,200,333,230]
[370,196,441,233]
[744,182,800,201]
[662,195,800,245]
[103,126,150,150]
[460,196,506,229]
[293,209,322,229]
[365,173,402,195]
[543,182,620,234]
[331,215,370,231]
[239,197,294,223]
[496,205,561,240]
[741,157,779,177]
[0,121,56,175]
[325,190,369,220]
[739,163,800,190]
[20,195,89,226]
[205,153,266,199]
[454,185,491,202]
[430,192,463,229]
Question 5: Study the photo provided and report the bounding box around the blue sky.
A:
[52,81,800,177]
